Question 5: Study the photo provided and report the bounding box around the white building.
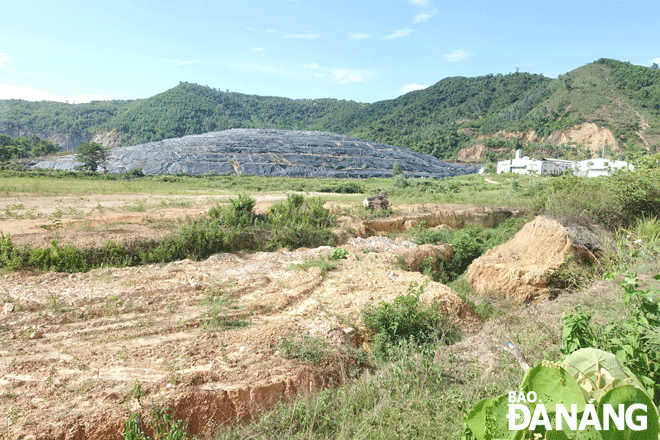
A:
[574,158,634,178]
[496,150,574,176]
[496,150,632,177]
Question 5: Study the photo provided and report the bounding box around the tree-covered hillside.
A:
[1,59,659,159]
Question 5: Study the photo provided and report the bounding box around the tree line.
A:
[0,134,60,161]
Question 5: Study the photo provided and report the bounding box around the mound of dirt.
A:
[358,206,522,237]
[32,129,479,178]
[465,216,606,303]
[0,237,478,440]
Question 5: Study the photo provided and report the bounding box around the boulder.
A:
[465,216,607,303]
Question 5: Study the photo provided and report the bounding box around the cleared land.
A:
[0,187,484,439]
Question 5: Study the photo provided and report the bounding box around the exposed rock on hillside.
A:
[33,129,479,178]
[465,216,606,303]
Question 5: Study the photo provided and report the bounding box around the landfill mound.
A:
[33,129,478,178]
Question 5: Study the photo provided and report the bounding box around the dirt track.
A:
[0,194,480,440]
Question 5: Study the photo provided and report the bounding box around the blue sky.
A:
[0,0,658,104]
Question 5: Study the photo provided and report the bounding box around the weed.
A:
[5,405,20,439]
[362,281,461,359]
[329,247,348,260]
[199,285,251,331]
[123,406,191,440]
[278,335,334,366]
[124,379,143,405]
[561,273,660,404]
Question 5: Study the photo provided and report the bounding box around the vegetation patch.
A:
[362,281,461,359]
[0,194,336,273]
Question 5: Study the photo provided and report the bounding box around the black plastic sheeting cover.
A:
[33,129,478,178]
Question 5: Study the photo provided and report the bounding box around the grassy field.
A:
[0,168,544,209]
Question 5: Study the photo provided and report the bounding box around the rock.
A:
[465,216,608,303]
[29,331,43,340]
[363,193,389,211]
[3,302,14,314]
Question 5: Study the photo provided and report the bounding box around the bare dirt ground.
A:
[0,194,481,440]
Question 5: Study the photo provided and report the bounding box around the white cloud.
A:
[330,68,375,85]
[308,64,375,85]
[650,57,660,65]
[265,29,320,40]
[349,32,373,40]
[0,84,117,103]
[251,47,266,53]
[444,49,475,62]
[0,53,17,68]
[413,12,434,23]
[409,0,429,5]
[385,28,413,40]
[400,83,430,94]
[162,59,198,66]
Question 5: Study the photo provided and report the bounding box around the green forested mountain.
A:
[1,58,659,159]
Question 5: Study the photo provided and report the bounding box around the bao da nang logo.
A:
[464,348,660,440]
[507,391,648,432]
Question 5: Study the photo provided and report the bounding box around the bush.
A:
[393,174,408,188]
[541,169,660,229]
[561,274,660,404]
[318,182,364,194]
[209,194,259,227]
[406,218,528,283]
[362,281,461,359]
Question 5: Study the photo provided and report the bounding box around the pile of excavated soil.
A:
[0,237,479,440]
[33,129,479,178]
[465,216,607,303]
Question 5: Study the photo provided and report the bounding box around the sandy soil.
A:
[0,193,480,440]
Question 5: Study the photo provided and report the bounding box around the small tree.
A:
[392,161,402,176]
[76,142,109,172]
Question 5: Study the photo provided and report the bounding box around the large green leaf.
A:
[522,363,587,413]
[466,394,513,440]
[598,385,659,440]
[563,348,649,401]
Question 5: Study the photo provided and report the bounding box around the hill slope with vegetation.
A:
[1,59,659,159]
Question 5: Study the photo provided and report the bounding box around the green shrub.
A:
[318,182,364,194]
[278,335,334,366]
[266,195,335,250]
[561,274,660,404]
[362,281,461,359]
[541,169,660,229]
[123,406,191,440]
[464,348,659,440]
[393,174,408,188]
[209,194,259,227]
[330,247,348,260]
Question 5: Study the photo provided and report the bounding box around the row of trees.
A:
[0,134,60,161]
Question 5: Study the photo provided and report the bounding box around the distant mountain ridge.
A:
[1,58,659,160]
